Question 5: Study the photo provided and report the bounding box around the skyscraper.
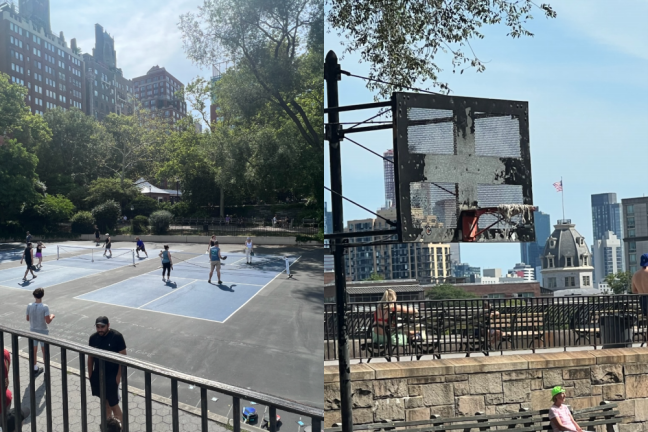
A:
[84,24,133,119]
[519,208,551,269]
[0,1,85,115]
[591,193,624,281]
[383,149,395,208]
[132,66,187,131]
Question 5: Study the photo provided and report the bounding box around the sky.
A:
[324,1,648,273]
[45,0,211,120]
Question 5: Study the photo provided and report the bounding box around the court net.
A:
[160,251,290,272]
[57,245,135,265]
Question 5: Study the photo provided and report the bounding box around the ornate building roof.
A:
[541,220,592,269]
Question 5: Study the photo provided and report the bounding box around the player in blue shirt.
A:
[208,241,227,284]
[135,237,148,258]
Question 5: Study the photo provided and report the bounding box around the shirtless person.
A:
[632,253,648,315]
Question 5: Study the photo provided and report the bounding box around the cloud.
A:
[556,0,648,61]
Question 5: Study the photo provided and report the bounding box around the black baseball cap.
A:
[95,316,109,325]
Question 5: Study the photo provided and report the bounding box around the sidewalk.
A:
[4,348,251,432]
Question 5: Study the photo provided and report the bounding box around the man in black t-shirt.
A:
[88,316,126,422]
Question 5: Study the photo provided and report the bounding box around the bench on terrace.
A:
[325,401,621,432]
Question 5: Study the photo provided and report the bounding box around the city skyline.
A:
[6,0,209,120]
[324,1,648,271]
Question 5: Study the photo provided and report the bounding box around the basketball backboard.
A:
[392,92,535,243]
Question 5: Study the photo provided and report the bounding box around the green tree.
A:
[0,139,40,223]
[364,272,384,281]
[0,73,51,152]
[85,177,140,209]
[327,0,556,97]
[39,194,76,223]
[604,271,632,295]
[101,111,168,188]
[425,284,478,301]
[37,108,107,195]
[179,0,323,151]
[91,200,121,233]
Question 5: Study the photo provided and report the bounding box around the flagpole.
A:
[561,176,565,221]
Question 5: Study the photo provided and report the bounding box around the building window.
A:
[627,216,635,229]
[629,242,637,253]
[547,257,554,268]
[629,229,636,238]
[630,254,637,264]
[582,256,588,266]
[550,239,556,248]
[631,265,637,273]
[583,276,590,287]
[548,277,557,288]
[564,276,575,287]
[627,205,634,214]
[566,257,572,266]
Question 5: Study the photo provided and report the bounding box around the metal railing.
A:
[324,295,648,361]
[0,324,323,432]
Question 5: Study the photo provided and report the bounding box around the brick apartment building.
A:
[132,66,186,130]
[0,0,85,114]
[83,24,133,119]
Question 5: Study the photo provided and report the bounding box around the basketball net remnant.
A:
[460,204,536,242]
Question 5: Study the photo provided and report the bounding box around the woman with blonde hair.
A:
[372,289,417,347]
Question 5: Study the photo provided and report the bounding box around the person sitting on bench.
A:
[549,386,591,432]
[372,289,418,347]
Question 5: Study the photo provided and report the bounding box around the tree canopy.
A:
[327,0,556,97]
[604,271,632,295]
[425,283,478,301]
[179,0,323,151]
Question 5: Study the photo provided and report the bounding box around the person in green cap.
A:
[548,386,589,432]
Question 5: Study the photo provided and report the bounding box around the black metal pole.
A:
[325,50,353,432]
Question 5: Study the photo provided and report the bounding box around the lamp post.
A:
[130,206,134,234]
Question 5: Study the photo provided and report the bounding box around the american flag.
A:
[553,180,563,192]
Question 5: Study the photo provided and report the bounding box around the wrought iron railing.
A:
[324,295,648,361]
[1,324,323,432]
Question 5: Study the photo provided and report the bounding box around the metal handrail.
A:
[324,294,648,361]
[1,324,323,432]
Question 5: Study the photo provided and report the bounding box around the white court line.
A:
[73,253,296,323]
[219,255,302,324]
[77,296,230,324]
[0,250,141,293]
[137,280,196,309]
[0,265,73,285]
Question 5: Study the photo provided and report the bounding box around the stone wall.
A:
[324,348,648,431]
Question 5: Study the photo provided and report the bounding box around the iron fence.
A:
[0,324,323,432]
[169,217,321,237]
[324,295,648,362]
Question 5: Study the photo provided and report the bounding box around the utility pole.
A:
[324,50,353,431]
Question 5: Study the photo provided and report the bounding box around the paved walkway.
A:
[5,349,242,432]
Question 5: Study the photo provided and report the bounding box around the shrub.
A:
[132,215,149,235]
[149,210,173,234]
[40,194,76,224]
[91,200,121,233]
[70,211,95,234]
[171,201,192,217]
[128,195,159,217]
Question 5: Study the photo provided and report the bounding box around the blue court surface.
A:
[0,245,58,265]
[75,252,299,323]
[0,246,135,290]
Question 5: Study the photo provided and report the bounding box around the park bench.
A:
[325,401,621,432]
